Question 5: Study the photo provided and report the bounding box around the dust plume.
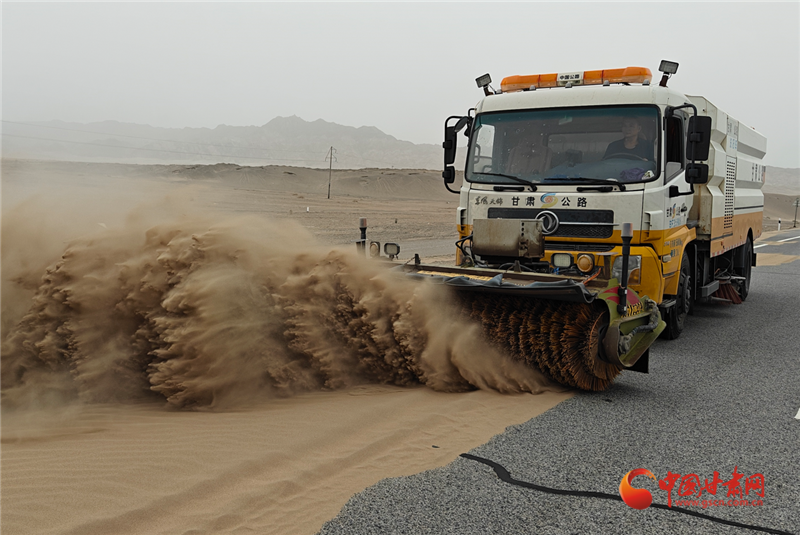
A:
[2,202,549,410]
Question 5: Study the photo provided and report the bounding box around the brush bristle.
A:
[713,283,742,304]
[461,294,620,391]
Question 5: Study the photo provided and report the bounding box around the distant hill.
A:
[1,116,455,170]
[764,166,800,196]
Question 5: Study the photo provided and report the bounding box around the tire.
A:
[735,238,753,301]
[664,252,691,340]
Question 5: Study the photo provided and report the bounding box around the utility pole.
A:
[325,146,337,199]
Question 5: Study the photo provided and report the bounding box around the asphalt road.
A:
[397,237,457,263]
[755,229,800,257]
[320,231,800,535]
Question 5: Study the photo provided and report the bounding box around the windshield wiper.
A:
[576,185,616,193]
[474,172,538,190]
[543,176,626,191]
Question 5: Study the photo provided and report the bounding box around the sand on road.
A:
[2,388,567,535]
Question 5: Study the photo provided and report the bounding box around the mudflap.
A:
[629,349,649,374]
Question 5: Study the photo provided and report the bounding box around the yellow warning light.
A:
[501,67,653,93]
[577,254,595,273]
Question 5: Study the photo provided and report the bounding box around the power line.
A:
[1,133,327,162]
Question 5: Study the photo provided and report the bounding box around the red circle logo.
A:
[620,469,656,509]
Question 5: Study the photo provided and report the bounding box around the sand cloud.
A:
[2,201,548,410]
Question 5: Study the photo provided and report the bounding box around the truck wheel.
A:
[735,238,753,301]
[664,252,691,340]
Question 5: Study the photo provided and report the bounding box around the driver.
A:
[603,118,653,161]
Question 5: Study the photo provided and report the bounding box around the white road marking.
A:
[777,235,800,242]
[795,408,800,420]
[754,244,769,249]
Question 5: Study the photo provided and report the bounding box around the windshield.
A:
[466,106,660,185]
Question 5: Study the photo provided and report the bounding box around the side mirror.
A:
[443,116,472,166]
[685,163,709,184]
[443,125,457,166]
[687,116,712,161]
[442,115,471,194]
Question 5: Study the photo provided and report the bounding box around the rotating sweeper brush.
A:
[461,295,620,391]
[399,265,664,391]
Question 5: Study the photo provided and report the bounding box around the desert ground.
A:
[1,159,796,535]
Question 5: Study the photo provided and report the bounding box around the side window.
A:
[664,115,685,181]
[473,124,495,173]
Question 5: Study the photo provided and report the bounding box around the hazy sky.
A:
[3,2,799,167]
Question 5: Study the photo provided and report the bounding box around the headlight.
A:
[384,242,400,257]
[369,241,381,258]
[552,253,573,268]
[612,255,642,285]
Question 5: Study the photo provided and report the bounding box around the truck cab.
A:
[444,63,765,339]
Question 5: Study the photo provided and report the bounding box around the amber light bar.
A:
[501,66,653,93]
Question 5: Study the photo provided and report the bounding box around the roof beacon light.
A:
[476,73,493,96]
[658,60,679,87]
[501,66,652,93]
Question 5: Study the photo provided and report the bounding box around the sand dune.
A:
[763,192,799,230]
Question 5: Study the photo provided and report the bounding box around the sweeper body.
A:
[404,61,765,390]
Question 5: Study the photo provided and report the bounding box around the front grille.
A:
[545,242,615,252]
[487,208,615,239]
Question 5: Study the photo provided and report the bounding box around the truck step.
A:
[659,299,676,309]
